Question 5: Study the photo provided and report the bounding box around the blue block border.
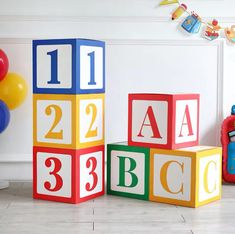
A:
[33,38,105,94]
[76,39,105,94]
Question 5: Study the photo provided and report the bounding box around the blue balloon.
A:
[0,100,10,133]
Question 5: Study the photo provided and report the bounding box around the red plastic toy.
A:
[221,105,235,183]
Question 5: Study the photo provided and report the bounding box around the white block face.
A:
[153,154,192,201]
[36,100,72,144]
[198,154,221,202]
[80,46,104,90]
[79,151,103,198]
[79,98,103,143]
[36,152,72,198]
[132,100,168,145]
[36,45,72,89]
[110,150,145,195]
[175,100,198,144]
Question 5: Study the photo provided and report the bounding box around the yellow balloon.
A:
[0,72,28,110]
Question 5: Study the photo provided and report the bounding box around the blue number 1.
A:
[88,51,96,85]
[47,49,60,84]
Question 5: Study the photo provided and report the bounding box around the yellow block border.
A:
[149,148,196,208]
[33,94,77,149]
[76,93,105,149]
[33,93,105,149]
[195,148,222,207]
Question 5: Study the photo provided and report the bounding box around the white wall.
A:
[0,0,234,180]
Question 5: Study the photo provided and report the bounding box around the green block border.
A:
[107,143,150,200]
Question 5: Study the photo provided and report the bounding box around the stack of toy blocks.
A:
[107,94,222,207]
[33,39,105,203]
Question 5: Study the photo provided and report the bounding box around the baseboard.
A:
[0,161,32,181]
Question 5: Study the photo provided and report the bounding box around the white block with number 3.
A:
[79,151,103,198]
[36,152,72,198]
[33,146,105,203]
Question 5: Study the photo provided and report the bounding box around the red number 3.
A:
[85,157,98,191]
[44,157,63,192]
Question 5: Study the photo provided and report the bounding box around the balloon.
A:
[0,49,9,81]
[0,100,10,133]
[0,73,28,110]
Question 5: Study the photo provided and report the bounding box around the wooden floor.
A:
[0,183,234,234]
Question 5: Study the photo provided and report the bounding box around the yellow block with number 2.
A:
[33,93,105,149]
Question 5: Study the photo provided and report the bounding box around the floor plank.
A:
[0,182,234,233]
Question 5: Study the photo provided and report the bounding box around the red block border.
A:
[171,94,200,149]
[77,145,105,203]
[33,145,105,204]
[33,146,77,203]
[128,93,199,150]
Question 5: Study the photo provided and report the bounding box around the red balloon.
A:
[0,49,9,81]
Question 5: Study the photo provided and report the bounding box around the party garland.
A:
[160,0,235,43]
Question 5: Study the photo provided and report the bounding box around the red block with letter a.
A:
[33,145,104,203]
[128,93,200,150]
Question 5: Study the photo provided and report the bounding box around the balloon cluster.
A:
[0,49,28,133]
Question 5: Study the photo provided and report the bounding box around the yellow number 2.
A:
[45,104,63,139]
[85,103,98,138]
